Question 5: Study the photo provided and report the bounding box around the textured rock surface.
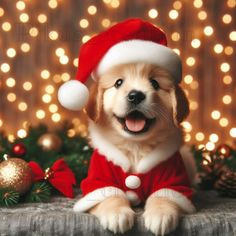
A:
[0,191,235,236]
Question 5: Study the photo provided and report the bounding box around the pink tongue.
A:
[125,118,146,132]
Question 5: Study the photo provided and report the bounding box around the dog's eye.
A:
[150,79,160,90]
[114,79,123,88]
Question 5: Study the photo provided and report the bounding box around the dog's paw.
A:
[97,206,134,233]
[143,205,179,236]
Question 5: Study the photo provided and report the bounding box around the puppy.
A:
[74,63,195,235]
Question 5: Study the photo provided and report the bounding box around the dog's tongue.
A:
[125,118,146,132]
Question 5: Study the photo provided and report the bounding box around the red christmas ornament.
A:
[12,143,27,157]
[217,144,231,158]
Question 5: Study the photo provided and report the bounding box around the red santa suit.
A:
[73,124,196,214]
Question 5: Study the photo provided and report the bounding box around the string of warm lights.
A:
[0,0,235,149]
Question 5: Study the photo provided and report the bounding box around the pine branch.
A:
[25,182,51,203]
[0,189,20,207]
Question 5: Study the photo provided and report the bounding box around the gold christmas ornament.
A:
[37,133,62,152]
[0,155,33,194]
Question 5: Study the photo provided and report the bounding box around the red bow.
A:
[28,159,77,198]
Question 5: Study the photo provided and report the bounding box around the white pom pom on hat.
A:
[58,18,182,111]
[58,80,89,111]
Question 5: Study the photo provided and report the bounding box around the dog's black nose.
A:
[128,90,146,105]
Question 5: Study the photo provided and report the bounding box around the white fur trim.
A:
[89,122,131,172]
[95,40,182,83]
[58,80,89,111]
[89,123,182,173]
[136,131,182,173]
[149,188,196,214]
[73,187,126,212]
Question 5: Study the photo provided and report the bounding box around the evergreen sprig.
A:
[192,145,236,191]
[0,189,20,207]
[0,122,93,206]
[0,122,93,184]
[25,182,51,203]
[192,145,236,172]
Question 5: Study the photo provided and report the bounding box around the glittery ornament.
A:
[12,143,27,157]
[37,133,62,152]
[0,155,33,194]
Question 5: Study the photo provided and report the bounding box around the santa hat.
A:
[58,18,182,111]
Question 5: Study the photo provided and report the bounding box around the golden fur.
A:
[144,196,182,235]
[85,63,189,235]
[90,196,134,234]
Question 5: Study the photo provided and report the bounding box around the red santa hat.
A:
[58,18,182,111]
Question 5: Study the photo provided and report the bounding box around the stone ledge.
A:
[0,191,235,236]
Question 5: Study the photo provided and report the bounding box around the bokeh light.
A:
[88,5,97,15]
[209,133,219,143]
[222,14,232,24]
[219,118,229,127]
[229,31,236,41]
[21,43,30,52]
[211,110,221,120]
[36,110,46,119]
[169,9,179,19]
[198,10,207,20]
[38,14,47,23]
[204,26,213,36]
[148,9,158,19]
[16,1,25,10]
[206,142,215,151]
[229,128,236,138]
[222,95,232,104]
[18,102,28,111]
[6,78,16,87]
[196,132,205,141]
[6,48,16,58]
[80,19,89,28]
[2,22,11,32]
[191,39,201,48]
[23,81,33,91]
[220,62,230,72]
[41,70,50,79]
[214,44,223,54]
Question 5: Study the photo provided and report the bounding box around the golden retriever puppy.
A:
[73,62,195,235]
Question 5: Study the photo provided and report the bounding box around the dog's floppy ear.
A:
[85,82,103,122]
[171,85,189,126]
